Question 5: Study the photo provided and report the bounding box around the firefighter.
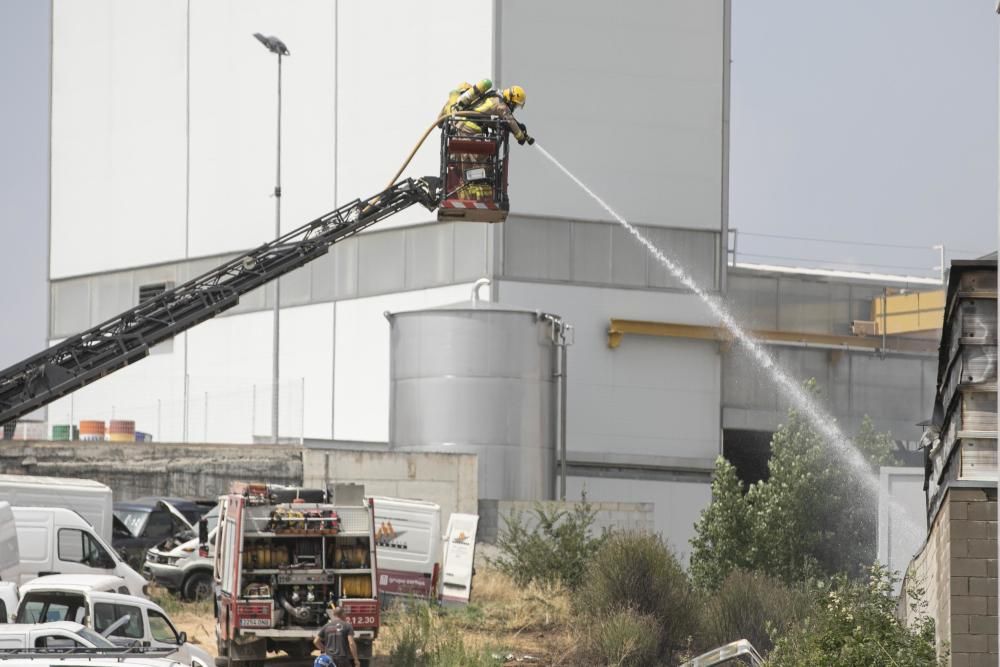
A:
[459,85,533,146]
[313,604,360,667]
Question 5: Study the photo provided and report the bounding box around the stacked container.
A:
[108,420,136,442]
[78,420,106,441]
[51,424,79,441]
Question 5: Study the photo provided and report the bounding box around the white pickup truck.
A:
[13,576,212,667]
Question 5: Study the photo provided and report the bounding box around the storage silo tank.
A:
[386,287,567,501]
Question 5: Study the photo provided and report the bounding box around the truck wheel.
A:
[184,572,213,601]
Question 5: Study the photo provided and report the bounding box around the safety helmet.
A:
[502,85,526,109]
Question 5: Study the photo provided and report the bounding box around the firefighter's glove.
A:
[518,122,528,133]
[516,133,527,145]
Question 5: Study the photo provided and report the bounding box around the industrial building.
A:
[900,258,997,665]
[33,0,944,558]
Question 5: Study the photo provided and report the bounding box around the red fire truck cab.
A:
[212,484,379,666]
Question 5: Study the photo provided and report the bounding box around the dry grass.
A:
[465,568,572,632]
[374,568,577,666]
[168,569,579,666]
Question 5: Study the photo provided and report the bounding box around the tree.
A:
[690,380,898,586]
[689,456,753,591]
[766,565,943,666]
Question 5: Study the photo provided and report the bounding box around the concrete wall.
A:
[301,448,478,527]
[477,499,655,545]
[0,443,477,525]
[902,485,998,665]
[0,441,301,500]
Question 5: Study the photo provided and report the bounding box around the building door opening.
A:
[722,429,774,487]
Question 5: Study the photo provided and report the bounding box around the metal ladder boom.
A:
[0,177,440,425]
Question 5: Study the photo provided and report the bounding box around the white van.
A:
[0,475,114,544]
[12,507,147,596]
[14,587,211,667]
[0,502,20,622]
[370,497,443,604]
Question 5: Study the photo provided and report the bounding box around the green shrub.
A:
[584,606,661,667]
[492,499,606,589]
[698,569,810,654]
[766,565,944,666]
[576,531,697,660]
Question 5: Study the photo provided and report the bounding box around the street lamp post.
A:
[253,33,290,444]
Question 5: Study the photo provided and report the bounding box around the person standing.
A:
[313,604,360,667]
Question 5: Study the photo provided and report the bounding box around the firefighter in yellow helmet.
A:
[441,79,532,146]
[458,85,533,145]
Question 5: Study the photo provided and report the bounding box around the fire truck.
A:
[211,485,379,666]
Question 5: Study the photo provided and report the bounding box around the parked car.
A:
[10,508,147,596]
[144,505,219,601]
[680,639,764,667]
[0,621,116,650]
[14,583,211,667]
[113,500,198,569]
[129,499,210,527]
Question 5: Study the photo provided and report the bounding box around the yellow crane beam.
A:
[607,318,938,355]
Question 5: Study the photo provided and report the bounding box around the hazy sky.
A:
[0,0,49,370]
[730,1,998,276]
[0,2,997,369]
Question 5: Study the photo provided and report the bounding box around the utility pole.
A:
[253,33,291,443]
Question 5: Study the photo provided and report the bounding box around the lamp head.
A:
[253,33,290,56]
